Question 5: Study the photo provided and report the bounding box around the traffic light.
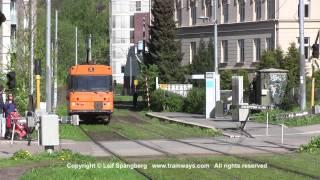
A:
[35,59,41,75]
[312,44,319,58]
[7,71,16,90]
[0,11,6,26]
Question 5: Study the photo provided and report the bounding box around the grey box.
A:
[72,115,79,126]
[215,101,224,118]
[312,105,320,114]
[40,114,59,146]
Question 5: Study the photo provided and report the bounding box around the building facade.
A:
[109,0,150,84]
[175,0,320,72]
[0,0,29,72]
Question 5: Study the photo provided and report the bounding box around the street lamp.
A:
[197,0,218,75]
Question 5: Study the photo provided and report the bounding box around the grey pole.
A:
[89,34,92,61]
[130,56,132,94]
[299,0,306,110]
[53,10,58,112]
[75,27,78,65]
[45,0,52,113]
[30,0,36,95]
[213,0,218,74]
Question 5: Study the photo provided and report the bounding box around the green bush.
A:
[299,136,320,153]
[150,89,185,112]
[184,88,205,114]
[11,150,33,160]
[56,103,68,117]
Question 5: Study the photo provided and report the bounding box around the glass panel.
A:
[71,76,113,92]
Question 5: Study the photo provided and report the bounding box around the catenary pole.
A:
[299,0,306,110]
[45,0,52,112]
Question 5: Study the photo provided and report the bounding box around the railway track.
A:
[78,125,153,180]
[115,112,320,179]
[79,111,319,179]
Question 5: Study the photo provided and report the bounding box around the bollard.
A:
[266,112,269,136]
[280,124,287,144]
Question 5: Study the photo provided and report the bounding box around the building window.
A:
[136,1,141,11]
[239,0,245,22]
[223,3,229,23]
[190,1,197,25]
[266,37,273,51]
[221,40,228,63]
[298,3,310,18]
[255,0,261,21]
[238,39,245,62]
[206,0,212,18]
[130,16,134,28]
[297,37,310,59]
[267,0,274,19]
[176,1,182,26]
[254,38,261,62]
[190,42,197,64]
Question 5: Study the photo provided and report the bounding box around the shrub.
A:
[299,136,320,153]
[11,150,33,160]
[150,89,185,112]
[184,88,205,114]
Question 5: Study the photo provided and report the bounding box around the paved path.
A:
[147,112,320,138]
[0,112,319,158]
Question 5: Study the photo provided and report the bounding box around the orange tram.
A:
[67,64,114,124]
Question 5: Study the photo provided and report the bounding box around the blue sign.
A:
[206,80,214,88]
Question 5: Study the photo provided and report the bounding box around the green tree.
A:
[59,0,109,64]
[282,43,299,90]
[147,0,183,83]
[189,39,214,75]
[220,70,232,90]
[259,48,284,69]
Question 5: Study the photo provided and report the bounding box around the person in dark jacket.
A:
[4,93,17,139]
[4,93,17,118]
[0,85,4,114]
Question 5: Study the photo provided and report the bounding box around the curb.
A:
[146,112,238,138]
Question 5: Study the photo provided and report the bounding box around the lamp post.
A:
[198,0,218,75]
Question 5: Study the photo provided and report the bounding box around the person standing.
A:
[4,93,17,139]
[0,85,4,138]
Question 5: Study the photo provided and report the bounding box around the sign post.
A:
[206,72,216,119]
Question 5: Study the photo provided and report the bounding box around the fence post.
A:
[266,111,269,136]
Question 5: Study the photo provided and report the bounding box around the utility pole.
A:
[30,0,37,95]
[299,0,306,110]
[53,10,58,113]
[129,56,132,94]
[88,34,92,62]
[213,0,218,74]
[45,0,52,113]
[75,27,78,65]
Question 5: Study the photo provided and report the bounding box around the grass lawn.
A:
[82,110,219,140]
[0,150,142,180]
[114,95,143,102]
[143,151,320,180]
[59,124,90,141]
[11,150,319,180]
